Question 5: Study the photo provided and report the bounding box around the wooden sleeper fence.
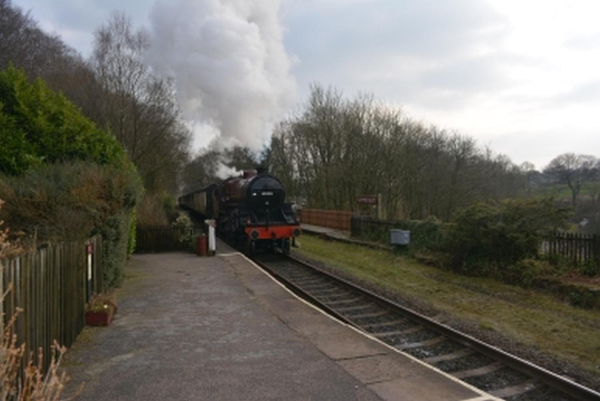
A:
[299,209,354,231]
[546,231,600,266]
[0,235,103,373]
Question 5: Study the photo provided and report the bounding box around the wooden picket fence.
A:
[0,235,103,372]
[546,231,600,266]
[135,227,204,253]
[299,209,354,231]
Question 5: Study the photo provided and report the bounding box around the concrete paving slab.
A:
[368,372,481,401]
[63,250,494,401]
[337,354,433,384]
[63,253,382,401]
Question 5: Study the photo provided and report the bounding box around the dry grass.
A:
[295,234,600,378]
[0,199,26,259]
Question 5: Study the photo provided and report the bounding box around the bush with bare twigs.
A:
[0,199,24,259]
[0,163,143,287]
[0,283,71,401]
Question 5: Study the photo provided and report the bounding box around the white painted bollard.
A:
[205,219,217,255]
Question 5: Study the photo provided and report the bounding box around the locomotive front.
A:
[220,171,300,254]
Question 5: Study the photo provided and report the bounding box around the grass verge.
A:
[294,234,600,382]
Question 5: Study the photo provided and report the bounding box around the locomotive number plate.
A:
[261,191,273,196]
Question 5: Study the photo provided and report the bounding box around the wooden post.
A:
[377,193,383,220]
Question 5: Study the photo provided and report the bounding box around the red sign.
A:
[86,243,94,254]
[357,195,378,205]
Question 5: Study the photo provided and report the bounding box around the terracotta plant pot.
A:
[86,308,114,326]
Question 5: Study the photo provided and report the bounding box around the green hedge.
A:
[0,66,143,287]
[0,162,143,287]
[445,198,570,274]
[351,215,446,252]
[0,66,125,175]
[352,199,571,286]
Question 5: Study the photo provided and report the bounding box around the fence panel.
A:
[0,235,102,372]
[546,231,599,266]
[299,209,354,231]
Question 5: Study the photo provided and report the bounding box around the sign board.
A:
[357,195,378,205]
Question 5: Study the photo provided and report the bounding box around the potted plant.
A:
[86,293,117,326]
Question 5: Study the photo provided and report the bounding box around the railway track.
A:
[253,253,600,401]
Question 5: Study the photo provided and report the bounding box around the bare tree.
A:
[264,84,527,220]
[544,153,599,209]
[91,12,191,193]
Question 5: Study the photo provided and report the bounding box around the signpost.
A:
[356,194,383,219]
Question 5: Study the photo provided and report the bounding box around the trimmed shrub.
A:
[0,66,125,175]
[99,210,132,286]
[128,208,137,256]
[0,67,144,287]
[0,162,143,286]
[445,198,570,275]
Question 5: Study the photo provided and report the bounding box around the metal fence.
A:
[545,231,600,265]
[0,235,103,372]
[299,209,354,231]
[135,227,204,253]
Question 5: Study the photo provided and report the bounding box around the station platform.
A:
[63,241,497,401]
[301,223,393,250]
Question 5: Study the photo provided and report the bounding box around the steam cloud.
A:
[148,0,297,151]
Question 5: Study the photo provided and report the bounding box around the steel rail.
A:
[256,253,600,401]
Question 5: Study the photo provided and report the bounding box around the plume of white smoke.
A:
[215,163,241,180]
[147,0,297,151]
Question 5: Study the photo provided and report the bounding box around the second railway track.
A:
[253,253,600,401]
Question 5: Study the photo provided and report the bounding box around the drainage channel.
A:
[253,253,600,401]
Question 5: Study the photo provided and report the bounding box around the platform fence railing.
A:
[0,235,103,373]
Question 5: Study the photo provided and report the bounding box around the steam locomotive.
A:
[178,170,301,254]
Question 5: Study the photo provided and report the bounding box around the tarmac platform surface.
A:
[64,242,497,401]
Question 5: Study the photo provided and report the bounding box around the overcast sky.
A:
[12,0,600,169]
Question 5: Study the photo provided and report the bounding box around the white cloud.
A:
[282,0,600,168]
[11,0,600,168]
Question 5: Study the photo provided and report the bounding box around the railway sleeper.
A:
[396,336,445,350]
[364,319,407,330]
[451,361,504,379]
[422,348,474,364]
[336,303,376,313]
[348,310,389,320]
[372,326,424,338]
[302,284,338,292]
[489,381,537,399]
[325,297,363,306]
[310,288,348,297]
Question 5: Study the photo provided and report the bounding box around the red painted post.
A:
[197,235,208,257]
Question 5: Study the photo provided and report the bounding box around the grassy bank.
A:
[294,234,600,379]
